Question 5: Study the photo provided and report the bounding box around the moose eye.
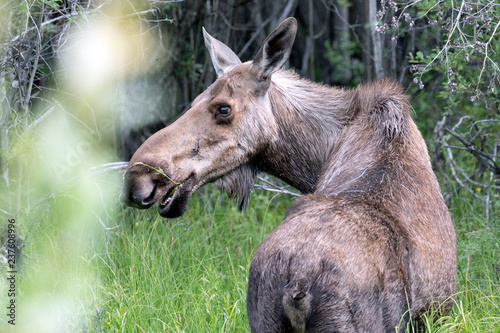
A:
[217,105,232,117]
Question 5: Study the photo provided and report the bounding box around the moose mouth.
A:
[157,175,195,218]
[160,184,180,207]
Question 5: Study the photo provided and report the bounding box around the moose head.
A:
[123,18,298,218]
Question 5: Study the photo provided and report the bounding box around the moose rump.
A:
[123,17,457,333]
[248,196,412,332]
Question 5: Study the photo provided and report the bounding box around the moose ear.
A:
[250,17,297,80]
[203,27,242,77]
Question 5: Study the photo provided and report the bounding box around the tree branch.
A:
[445,127,500,176]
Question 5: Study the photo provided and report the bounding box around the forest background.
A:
[0,0,498,332]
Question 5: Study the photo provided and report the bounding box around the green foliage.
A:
[324,39,364,86]
[11,0,63,34]
[409,0,500,111]
[44,0,64,10]
[82,187,294,332]
[401,0,500,221]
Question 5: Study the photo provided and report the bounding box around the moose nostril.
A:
[123,170,159,208]
[140,182,158,206]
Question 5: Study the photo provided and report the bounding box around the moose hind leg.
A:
[380,288,411,332]
[305,283,386,333]
[247,266,294,333]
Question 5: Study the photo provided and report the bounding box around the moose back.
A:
[123,18,457,333]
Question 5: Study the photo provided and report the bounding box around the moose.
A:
[124,18,457,332]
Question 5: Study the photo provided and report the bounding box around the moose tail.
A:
[282,279,313,333]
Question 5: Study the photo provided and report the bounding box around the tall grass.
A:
[87,186,294,332]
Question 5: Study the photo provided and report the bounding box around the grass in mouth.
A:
[132,162,183,206]
[132,162,181,185]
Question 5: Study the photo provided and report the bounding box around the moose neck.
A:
[255,71,355,193]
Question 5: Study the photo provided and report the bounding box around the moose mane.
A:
[317,79,415,195]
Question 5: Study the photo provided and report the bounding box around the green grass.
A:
[88,187,293,332]
[5,182,499,332]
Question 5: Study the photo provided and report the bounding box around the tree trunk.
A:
[368,0,384,79]
[308,0,315,80]
[362,0,372,82]
[334,0,352,85]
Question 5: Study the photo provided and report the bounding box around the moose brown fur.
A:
[123,18,457,332]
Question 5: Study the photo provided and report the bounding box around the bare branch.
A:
[445,127,500,176]
[476,19,500,95]
[24,2,45,110]
[2,1,110,47]
[443,142,485,202]
[254,176,302,197]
